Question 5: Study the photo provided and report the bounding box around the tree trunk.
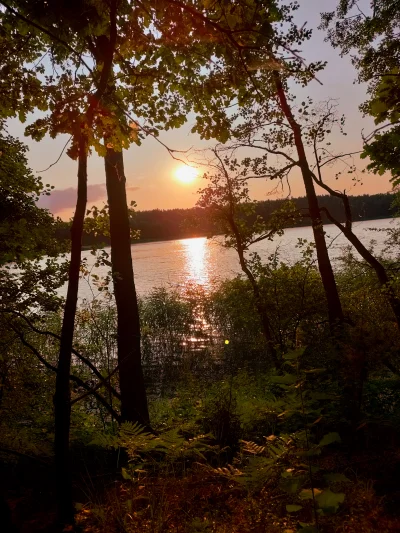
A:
[321,206,400,329]
[104,147,150,426]
[273,72,344,327]
[235,240,280,368]
[54,136,87,526]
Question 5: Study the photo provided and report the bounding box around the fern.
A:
[236,456,276,491]
[241,440,266,455]
[212,464,243,477]
[90,421,152,453]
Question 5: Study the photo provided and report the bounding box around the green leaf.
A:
[121,467,132,480]
[286,504,303,513]
[315,489,345,514]
[283,348,305,360]
[319,432,341,447]
[280,475,306,494]
[299,488,322,500]
[324,473,351,483]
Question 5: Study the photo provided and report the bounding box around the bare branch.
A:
[9,323,121,422]
[2,309,121,401]
[37,136,72,173]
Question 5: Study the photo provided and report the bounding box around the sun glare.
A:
[174,165,198,184]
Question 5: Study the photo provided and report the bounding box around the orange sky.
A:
[7,0,393,220]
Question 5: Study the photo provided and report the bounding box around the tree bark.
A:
[104,147,150,426]
[273,72,344,328]
[54,136,87,526]
[321,206,400,329]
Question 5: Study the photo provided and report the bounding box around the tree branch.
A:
[9,324,121,422]
[2,309,121,401]
[0,1,93,74]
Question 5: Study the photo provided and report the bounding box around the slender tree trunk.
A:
[104,147,150,426]
[54,136,87,526]
[239,255,280,368]
[273,72,344,327]
[229,218,279,367]
[223,168,280,367]
[321,207,400,329]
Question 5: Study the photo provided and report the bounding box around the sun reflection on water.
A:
[180,237,209,289]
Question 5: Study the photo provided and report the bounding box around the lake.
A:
[76,218,398,300]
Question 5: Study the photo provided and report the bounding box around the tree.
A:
[0,127,59,263]
[197,148,300,367]
[320,0,400,182]
[0,1,237,524]
[0,125,65,311]
[163,0,345,329]
[304,102,400,335]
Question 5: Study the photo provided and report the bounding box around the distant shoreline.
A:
[81,214,398,251]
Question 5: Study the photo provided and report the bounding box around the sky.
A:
[7,0,392,220]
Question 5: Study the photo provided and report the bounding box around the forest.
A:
[1,1,400,532]
[54,193,397,245]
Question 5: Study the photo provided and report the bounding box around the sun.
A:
[174,165,199,184]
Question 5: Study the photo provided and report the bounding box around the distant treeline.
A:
[55,193,397,246]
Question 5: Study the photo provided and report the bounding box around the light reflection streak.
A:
[180,237,209,289]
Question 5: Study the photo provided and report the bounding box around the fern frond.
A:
[212,465,243,477]
[241,440,266,455]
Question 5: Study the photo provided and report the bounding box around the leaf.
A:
[315,489,345,514]
[299,488,322,500]
[286,504,303,513]
[319,432,341,447]
[324,473,351,483]
[279,475,306,494]
[121,467,132,480]
[283,348,305,360]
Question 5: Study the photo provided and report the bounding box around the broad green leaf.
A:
[319,432,341,447]
[283,348,305,360]
[315,489,345,514]
[286,504,303,513]
[299,488,322,500]
[279,475,306,494]
[121,467,132,480]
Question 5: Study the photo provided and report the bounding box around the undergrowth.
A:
[74,361,400,533]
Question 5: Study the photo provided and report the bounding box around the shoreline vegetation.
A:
[59,193,397,248]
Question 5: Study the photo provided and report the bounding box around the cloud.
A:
[38,181,140,215]
[38,183,107,213]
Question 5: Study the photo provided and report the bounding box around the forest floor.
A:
[3,446,400,533]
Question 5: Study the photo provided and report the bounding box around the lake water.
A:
[76,218,398,300]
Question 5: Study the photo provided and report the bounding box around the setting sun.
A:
[174,165,199,184]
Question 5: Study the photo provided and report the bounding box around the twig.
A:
[36,136,72,173]
[2,309,121,401]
